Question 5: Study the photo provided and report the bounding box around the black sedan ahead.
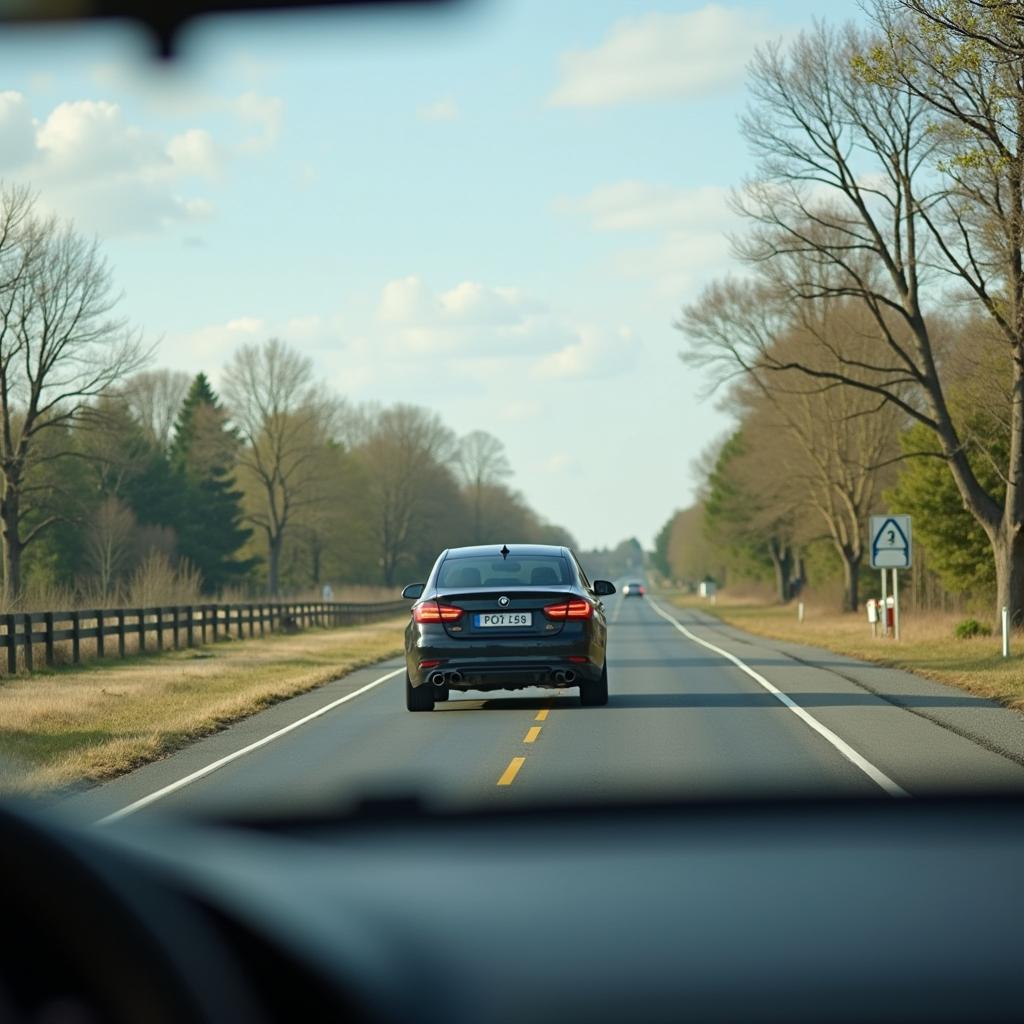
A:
[401,544,615,711]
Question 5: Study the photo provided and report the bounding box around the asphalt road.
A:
[63,592,1024,825]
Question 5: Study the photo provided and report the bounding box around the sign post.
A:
[870,515,912,641]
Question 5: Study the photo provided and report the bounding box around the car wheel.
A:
[580,662,608,707]
[406,672,435,712]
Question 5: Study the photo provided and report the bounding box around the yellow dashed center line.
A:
[524,726,541,743]
[497,756,525,786]
[534,709,549,722]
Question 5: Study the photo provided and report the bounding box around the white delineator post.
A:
[892,569,900,642]
[798,601,805,623]
[1002,606,1010,659]
[881,570,888,637]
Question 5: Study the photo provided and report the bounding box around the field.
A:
[0,618,405,795]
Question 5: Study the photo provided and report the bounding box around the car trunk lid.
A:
[437,587,574,638]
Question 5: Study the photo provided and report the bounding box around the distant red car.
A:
[622,581,645,598]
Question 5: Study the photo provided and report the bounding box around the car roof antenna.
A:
[500,544,510,559]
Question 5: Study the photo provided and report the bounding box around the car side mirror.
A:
[593,580,616,596]
[402,583,425,600]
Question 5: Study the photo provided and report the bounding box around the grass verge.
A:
[0,619,405,795]
[665,593,1024,714]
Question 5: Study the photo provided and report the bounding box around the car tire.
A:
[406,672,434,712]
[580,662,608,707]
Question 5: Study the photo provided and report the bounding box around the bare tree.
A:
[683,288,902,610]
[0,185,148,597]
[358,405,456,585]
[122,369,191,452]
[456,430,513,542]
[697,18,1024,622]
[83,496,136,599]
[221,338,337,596]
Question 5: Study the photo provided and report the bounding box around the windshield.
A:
[2,0,1024,827]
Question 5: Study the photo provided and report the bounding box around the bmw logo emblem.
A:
[498,596,510,607]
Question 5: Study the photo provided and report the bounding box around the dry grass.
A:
[667,592,1024,712]
[0,618,405,795]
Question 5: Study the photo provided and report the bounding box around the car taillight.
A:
[543,599,593,620]
[413,601,463,623]
[638,586,645,594]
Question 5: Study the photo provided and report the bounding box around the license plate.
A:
[475,612,532,628]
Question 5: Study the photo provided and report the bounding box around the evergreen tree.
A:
[169,374,255,592]
[885,423,1001,600]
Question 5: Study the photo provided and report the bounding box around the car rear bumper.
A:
[406,636,603,690]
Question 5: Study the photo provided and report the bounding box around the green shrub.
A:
[954,618,992,640]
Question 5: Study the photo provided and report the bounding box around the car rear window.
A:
[437,555,573,588]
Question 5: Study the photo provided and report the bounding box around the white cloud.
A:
[0,91,37,171]
[548,5,779,108]
[0,90,285,236]
[379,275,541,328]
[163,316,265,381]
[418,98,459,122]
[563,181,732,233]
[36,100,162,178]
[533,326,639,381]
[560,180,738,296]
[167,128,220,178]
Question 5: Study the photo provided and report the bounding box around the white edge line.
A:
[647,599,909,798]
[96,666,405,825]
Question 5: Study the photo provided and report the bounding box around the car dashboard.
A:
[3,795,1023,1023]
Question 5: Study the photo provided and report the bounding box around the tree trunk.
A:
[768,538,792,602]
[267,531,283,597]
[992,526,1024,628]
[1,487,21,602]
[840,551,860,613]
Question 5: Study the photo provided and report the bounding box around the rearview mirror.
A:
[593,580,616,596]
[402,583,425,600]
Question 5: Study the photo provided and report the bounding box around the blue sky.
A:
[0,0,864,549]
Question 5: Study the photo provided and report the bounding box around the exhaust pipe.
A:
[448,670,463,685]
[554,670,567,684]
[429,672,447,687]
[564,670,576,684]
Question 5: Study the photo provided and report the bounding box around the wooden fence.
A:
[0,599,409,674]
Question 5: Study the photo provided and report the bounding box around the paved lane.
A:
[63,590,1024,824]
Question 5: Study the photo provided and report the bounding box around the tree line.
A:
[658,1,1024,623]
[0,185,578,603]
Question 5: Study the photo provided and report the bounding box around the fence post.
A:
[258,603,265,637]
[211,604,219,642]
[5,613,15,674]
[172,607,180,650]
[155,607,164,651]
[117,610,126,658]
[186,605,194,647]
[97,611,105,659]
[71,611,80,664]
[23,616,33,672]
[44,611,55,667]
[138,609,146,653]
